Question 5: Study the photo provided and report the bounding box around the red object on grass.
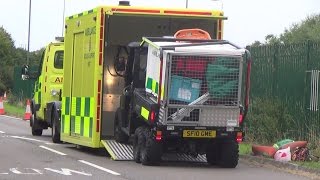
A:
[252,145,277,157]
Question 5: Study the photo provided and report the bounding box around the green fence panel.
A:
[13,66,38,98]
[247,41,320,143]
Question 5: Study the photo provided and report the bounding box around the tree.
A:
[250,14,320,46]
[280,14,320,43]
[0,26,43,94]
[251,41,262,47]
[0,27,15,65]
[0,27,15,94]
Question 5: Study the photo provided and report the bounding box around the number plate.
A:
[183,130,216,138]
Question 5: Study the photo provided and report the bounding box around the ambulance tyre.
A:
[51,112,61,143]
[114,109,129,143]
[30,102,34,127]
[141,128,162,166]
[219,139,239,168]
[133,127,145,163]
[31,113,42,136]
[206,141,219,165]
[30,113,33,127]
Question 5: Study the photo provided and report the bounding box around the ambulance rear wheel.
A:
[29,102,34,127]
[29,113,33,127]
[51,113,61,143]
[31,114,42,136]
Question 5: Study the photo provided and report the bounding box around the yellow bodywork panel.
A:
[62,8,101,148]
[34,42,63,121]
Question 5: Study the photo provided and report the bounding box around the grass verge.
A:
[294,161,320,170]
[3,101,25,118]
[239,143,252,155]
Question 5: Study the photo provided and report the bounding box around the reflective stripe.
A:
[67,9,97,20]
[62,97,66,114]
[84,117,90,137]
[152,80,158,94]
[81,98,85,116]
[80,117,84,136]
[65,97,70,115]
[62,96,94,138]
[146,77,159,95]
[75,116,81,134]
[141,107,149,120]
[63,115,70,134]
[161,85,165,100]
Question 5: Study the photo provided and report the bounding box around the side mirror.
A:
[21,65,30,80]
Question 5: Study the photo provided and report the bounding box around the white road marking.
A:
[10,168,43,175]
[78,160,120,176]
[0,131,5,134]
[39,145,67,156]
[10,136,52,144]
[45,142,55,145]
[0,115,23,121]
[44,168,92,176]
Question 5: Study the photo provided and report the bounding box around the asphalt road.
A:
[0,115,310,180]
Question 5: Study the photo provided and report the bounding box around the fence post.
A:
[272,45,278,96]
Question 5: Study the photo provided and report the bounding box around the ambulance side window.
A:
[38,50,45,75]
[54,51,64,69]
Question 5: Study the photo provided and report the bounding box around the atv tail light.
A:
[156,131,162,141]
[150,111,155,123]
[239,114,243,124]
[236,132,243,143]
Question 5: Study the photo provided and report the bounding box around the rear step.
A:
[101,140,207,162]
[101,140,133,160]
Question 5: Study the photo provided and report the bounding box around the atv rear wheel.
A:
[206,141,219,165]
[140,128,162,166]
[219,139,239,168]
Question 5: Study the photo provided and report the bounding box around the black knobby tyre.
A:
[29,103,34,127]
[140,128,163,166]
[133,127,145,163]
[52,113,61,143]
[29,113,33,127]
[114,109,129,143]
[206,141,219,165]
[219,139,239,168]
[31,113,42,136]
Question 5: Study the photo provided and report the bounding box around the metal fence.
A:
[246,41,320,144]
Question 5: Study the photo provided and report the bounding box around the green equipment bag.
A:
[205,57,239,98]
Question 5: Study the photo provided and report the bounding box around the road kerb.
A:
[240,154,320,176]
